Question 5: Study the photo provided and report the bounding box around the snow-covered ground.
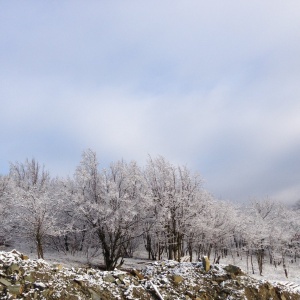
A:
[219,253,300,287]
[2,249,300,300]
[3,244,300,288]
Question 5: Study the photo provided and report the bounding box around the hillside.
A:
[0,250,300,300]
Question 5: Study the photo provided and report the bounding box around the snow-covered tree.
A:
[73,149,146,270]
[144,156,206,261]
[0,174,12,245]
[9,159,61,259]
[196,198,238,261]
[239,198,298,276]
[47,177,89,255]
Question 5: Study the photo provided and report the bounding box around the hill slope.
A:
[0,250,300,300]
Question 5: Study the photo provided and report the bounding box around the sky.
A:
[1,1,300,204]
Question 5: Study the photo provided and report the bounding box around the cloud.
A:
[1,0,300,203]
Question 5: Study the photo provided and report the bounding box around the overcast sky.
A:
[1,1,300,203]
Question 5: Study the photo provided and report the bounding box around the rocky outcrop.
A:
[201,255,210,272]
[0,250,299,299]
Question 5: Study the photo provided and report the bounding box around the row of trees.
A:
[0,149,299,274]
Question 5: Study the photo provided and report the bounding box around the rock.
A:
[172,275,184,284]
[10,249,21,256]
[202,256,210,272]
[24,273,35,283]
[33,271,51,281]
[117,273,126,282]
[52,264,63,271]
[7,284,23,295]
[34,281,47,290]
[0,277,12,286]
[180,256,190,262]
[132,286,152,299]
[73,278,86,287]
[86,268,96,275]
[66,295,81,300]
[103,274,116,283]
[185,290,194,298]
[213,275,229,283]
[88,288,101,300]
[131,269,144,280]
[224,264,243,276]
[0,250,300,300]
[7,263,20,275]
[21,254,29,260]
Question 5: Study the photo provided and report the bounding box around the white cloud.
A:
[1,0,300,203]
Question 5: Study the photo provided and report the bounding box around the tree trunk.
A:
[256,249,263,276]
[250,253,254,274]
[36,237,44,259]
[64,235,69,252]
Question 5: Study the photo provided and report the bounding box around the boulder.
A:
[173,275,184,284]
[224,264,243,276]
[202,256,210,272]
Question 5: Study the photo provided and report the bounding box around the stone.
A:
[181,256,190,262]
[52,264,63,271]
[202,256,210,272]
[34,271,51,281]
[103,274,115,283]
[73,279,86,287]
[117,273,126,282]
[1,250,300,300]
[7,284,23,295]
[185,290,194,298]
[86,268,96,275]
[0,277,12,286]
[7,263,20,275]
[10,249,21,256]
[280,295,286,300]
[88,288,102,300]
[224,265,243,276]
[67,295,81,300]
[132,286,152,299]
[21,254,29,260]
[213,275,229,283]
[173,275,183,284]
[34,281,47,290]
[24,273,35,283]
[131,269,144,280]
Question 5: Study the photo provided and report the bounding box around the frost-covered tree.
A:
[0,174,12,245]
[47,177,89,255]
[195,198,238,261]
[2,150,299,281]
[73,149,146,270]
[0,174,10,217]
[144,156,206,261]
[239,198,298,276]
[239,199,275,275]
[9,159,61,259]
[266,203,300,277]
